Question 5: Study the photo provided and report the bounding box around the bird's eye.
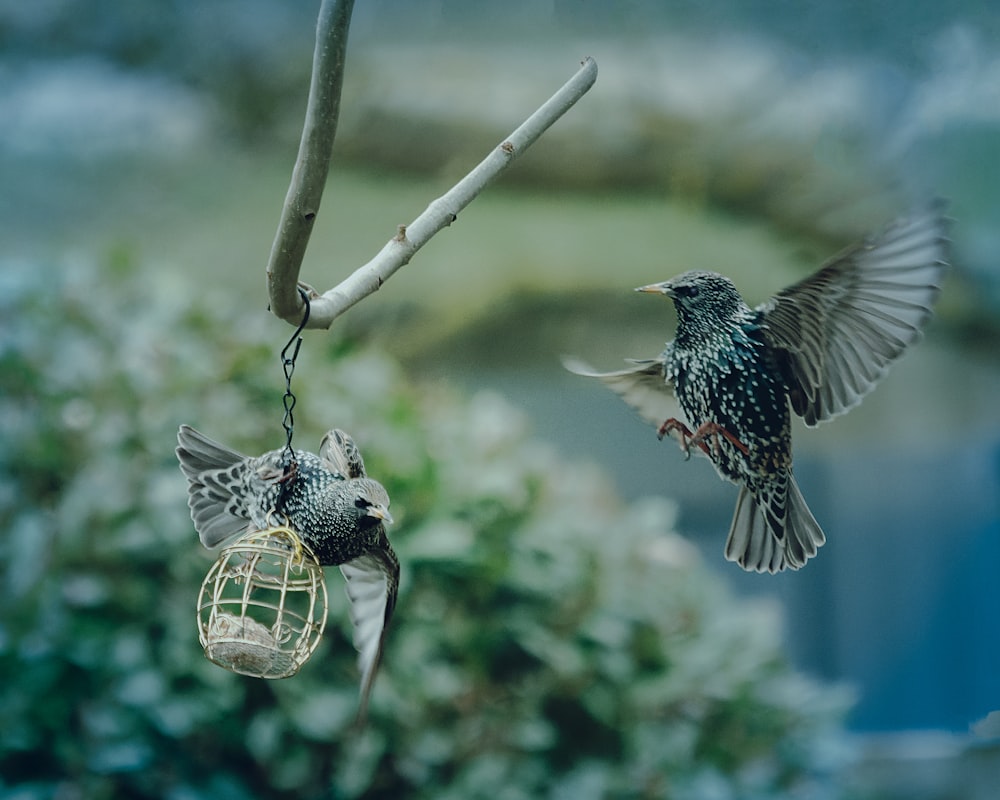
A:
[355,497,371,510]
[686,285,700,298]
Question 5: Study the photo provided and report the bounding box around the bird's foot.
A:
[657,418,711,460]
[284,527,305,566]
[277,459,299,484]
[688,421,750,458]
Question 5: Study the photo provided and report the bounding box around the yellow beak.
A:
[635,282,671,295]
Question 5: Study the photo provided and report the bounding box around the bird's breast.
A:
[669,338,792,479]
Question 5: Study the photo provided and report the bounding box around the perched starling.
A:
[176,424,398,715]
[566,200,949,573]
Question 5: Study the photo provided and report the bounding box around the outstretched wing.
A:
[562,355,688,431]
[319,428,367,478]
[176,425,253,548]
[339,532,399,722]
[759,199,949,426]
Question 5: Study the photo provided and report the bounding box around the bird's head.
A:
[637,270,749,341]
[352,478,393,528]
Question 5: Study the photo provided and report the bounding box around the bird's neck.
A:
[675,307,758,353]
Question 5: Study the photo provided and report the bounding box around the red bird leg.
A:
[687,421,750,457]
[257,459,300,485]
[656,418,711,459]
[277,460,299,484]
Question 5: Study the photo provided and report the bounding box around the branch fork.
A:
[265,0,597,330]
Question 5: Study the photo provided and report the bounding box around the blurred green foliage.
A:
[0,258,853,798]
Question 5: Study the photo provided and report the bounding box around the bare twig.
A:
[264,0,598,329]
[306,56,599,329]
[267,0,354,323]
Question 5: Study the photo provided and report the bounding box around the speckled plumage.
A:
[177,425,397,717]
[566,200,949,573]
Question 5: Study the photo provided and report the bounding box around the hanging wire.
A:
[276,288,311,510]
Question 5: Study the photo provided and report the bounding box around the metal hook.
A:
[280,287,312,365]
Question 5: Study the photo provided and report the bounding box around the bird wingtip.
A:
[560,354,597,376]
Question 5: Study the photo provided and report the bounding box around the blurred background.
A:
[2,1,999,797]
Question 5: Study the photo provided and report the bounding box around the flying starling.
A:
[566,200,949,573]
[176,424,398,715]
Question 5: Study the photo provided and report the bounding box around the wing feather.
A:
[339,535,399,723]
[561,355,687,431]
[319,429,367,478]
[760,199,949,426]
[176,425,252,548]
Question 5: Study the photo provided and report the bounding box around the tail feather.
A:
[176,425,252,548]
[725,477,825,573]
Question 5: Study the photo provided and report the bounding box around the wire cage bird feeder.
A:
[197,524,328,679]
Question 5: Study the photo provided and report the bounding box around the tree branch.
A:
[264,0,598,329]
[306,56,599,330]
[267,0,354,323]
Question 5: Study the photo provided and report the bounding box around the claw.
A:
[657,418,749,460]
[657,418,711,458]
[688,421,750,457]
[277,460,299,484]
